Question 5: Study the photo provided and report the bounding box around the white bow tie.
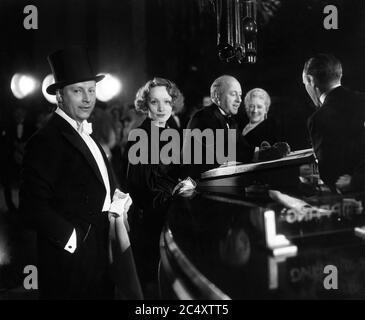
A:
[78,121,93,135]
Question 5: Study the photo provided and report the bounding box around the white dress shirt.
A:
[55,107,111,253]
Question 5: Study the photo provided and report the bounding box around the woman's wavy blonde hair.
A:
[134,77,181,114]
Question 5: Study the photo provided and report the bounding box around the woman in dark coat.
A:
[126,77,192,297]
[242,88,279,148]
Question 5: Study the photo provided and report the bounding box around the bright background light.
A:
[42,74,57,104]
[96,73,122,102]
[11,73,38,99]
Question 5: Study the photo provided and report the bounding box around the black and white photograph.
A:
[0,0,365,307]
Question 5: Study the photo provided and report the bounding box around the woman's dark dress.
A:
[126,117,180,287]
[243,118,279,148]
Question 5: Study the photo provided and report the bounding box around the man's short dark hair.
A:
[303,53,342,88]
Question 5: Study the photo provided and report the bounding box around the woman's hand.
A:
[335,174,352,193]
[172,177,197,195]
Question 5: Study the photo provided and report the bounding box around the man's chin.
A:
[76,113,92,122]
[79,108,94,117]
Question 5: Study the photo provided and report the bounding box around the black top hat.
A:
[46,46,104,95]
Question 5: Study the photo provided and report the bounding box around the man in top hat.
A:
[19,46,134,299]
[303,53,365,192]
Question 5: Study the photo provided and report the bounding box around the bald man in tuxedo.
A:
[183,75,254,177]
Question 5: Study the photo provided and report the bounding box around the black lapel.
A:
[92,135,116,193]
[53,113,105,186]
[212,104,239,132]
[212,105,229,129]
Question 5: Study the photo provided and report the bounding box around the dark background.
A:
[1,0,365,148]
[2,0,365,300]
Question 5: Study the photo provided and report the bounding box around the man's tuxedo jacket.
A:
[182,104,254,178]
[308,86,365,190]
[20,113,116,299]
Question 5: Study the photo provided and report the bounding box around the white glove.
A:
[109,189,132,231]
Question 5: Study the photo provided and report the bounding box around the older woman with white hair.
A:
[242,88,278,148]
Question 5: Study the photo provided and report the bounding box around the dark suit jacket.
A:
[308,86,365,190]
[20,113,116,299]
[183,104,254,178]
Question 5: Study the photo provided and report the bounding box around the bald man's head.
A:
[210,75,242,115]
